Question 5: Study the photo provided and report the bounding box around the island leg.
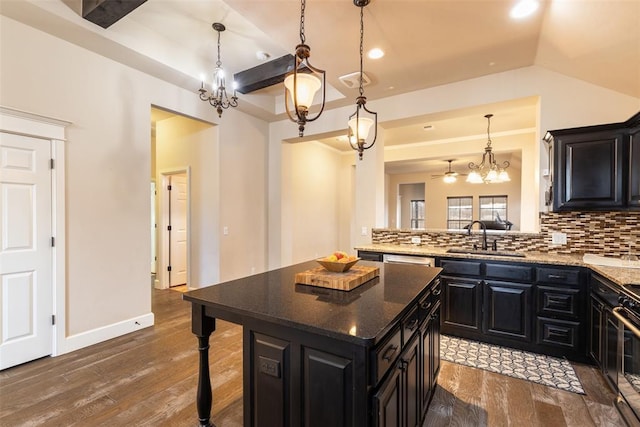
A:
[192,304,216,427]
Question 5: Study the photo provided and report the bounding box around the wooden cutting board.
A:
[295,265,380,291]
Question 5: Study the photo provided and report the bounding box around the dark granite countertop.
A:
[183,260,442,347]
[355,244,640,286]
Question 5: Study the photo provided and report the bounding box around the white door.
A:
[169,174,187,287]
[0,132,53,370]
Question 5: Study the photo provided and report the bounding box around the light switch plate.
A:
[552,232,567,245]
[361,226,368,236]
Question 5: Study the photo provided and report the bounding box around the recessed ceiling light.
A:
[368,48,384,59]
[510,0,539,19]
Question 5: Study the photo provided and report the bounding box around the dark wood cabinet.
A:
[553,129,625,210]
[589,295,604,366]
[629,126,640,207]
[548,111,640,211]
[438,257,588,361]
[441,276,482,335]
[375,302,440,427]
[589,273,620,390]
[483,281,533,341]
[420,304,440,421]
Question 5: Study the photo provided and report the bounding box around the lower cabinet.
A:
[438,257,589,361]
[442,276,482,334]
[374,343,415,427]
[483,281,533,341]
[246,277,441,427]
[374,303,440,427]
[421,305,440,420]
[590,273,620,389]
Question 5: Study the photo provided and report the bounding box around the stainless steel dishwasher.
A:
[383,253,436,267]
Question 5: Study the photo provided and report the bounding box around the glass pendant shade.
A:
[284,73,321,110]
[498,170,511,182]
[466,171,484,184]
[485,169,499,182]
[443,174,457,184]
[348,116,374,142]
[213,67,224,91]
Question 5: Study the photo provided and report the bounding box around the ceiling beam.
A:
[82,0,147,29]
[233,55,294,95]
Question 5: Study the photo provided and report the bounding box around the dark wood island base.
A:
[184,260,442,427]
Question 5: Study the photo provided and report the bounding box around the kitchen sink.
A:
[446,247,526,258]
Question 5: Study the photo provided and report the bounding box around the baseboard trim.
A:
[61,312,155,355]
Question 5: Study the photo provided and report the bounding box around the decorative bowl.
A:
[316,257,360,273]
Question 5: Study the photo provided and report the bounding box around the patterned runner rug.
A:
[441,335,585,394]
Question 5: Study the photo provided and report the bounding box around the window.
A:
[410,200,425,229]
[479,195,508,222]
[447,196,473,229]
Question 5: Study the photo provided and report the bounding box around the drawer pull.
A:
[381,344,399,362]
[548,274,566,280]
[420,301,432,311]
[432,289,442,296]
[406,318,419,332]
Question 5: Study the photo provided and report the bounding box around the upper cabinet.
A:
[628,123,640,208]
[547,112,640,211]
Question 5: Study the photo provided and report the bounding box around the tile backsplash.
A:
[372,211,640,257]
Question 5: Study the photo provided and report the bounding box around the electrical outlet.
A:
[361,226,368,236]
[411,236,421,244]
[223,226,229,235]
[552,232,567,245]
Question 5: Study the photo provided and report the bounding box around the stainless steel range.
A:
[614,284,640,426]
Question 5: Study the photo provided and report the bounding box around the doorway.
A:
[157,169,190,289]
[0,108,68,370]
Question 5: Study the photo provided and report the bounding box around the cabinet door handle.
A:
[406,318,419,331]
[548,274,566,280]
[382,345,399,362]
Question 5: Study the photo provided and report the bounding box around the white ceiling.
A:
[3,0,638,161]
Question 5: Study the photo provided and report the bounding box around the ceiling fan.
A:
[431,159,467,183]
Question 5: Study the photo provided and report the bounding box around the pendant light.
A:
[348,0,377,160]
[284,0,326,137]
[198,23,238,118]
[467,114,511,184]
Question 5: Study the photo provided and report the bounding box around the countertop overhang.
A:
[183,260,442,347]
[356,244,640,287]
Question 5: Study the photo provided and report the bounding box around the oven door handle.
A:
[612,307,640,339]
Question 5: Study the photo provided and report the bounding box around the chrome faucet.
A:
[467,220,488,250]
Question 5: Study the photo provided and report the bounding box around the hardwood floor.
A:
[0,288,625,426]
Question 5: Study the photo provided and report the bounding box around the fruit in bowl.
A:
[317,252,360,272]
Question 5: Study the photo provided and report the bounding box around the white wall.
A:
[282,141,344,263]
[0,16,269,349]
[218,109,269,281]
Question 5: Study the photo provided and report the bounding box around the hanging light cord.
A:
[358,5,364,97]
[299,0,306,43]
[216,28,222,68]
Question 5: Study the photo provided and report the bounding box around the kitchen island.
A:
[183,260,442,427]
